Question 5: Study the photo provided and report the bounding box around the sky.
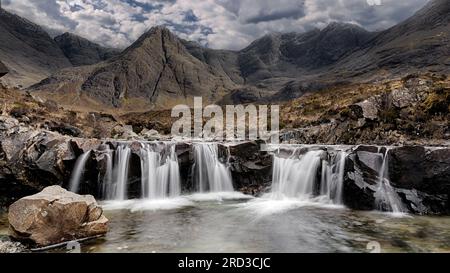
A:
[2,0,430,50]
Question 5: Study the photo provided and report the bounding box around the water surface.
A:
[1,194,449,253]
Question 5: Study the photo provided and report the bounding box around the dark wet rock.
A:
[219,142,272,194]
[42,121,82,137]
[397,189,449,215]
[8,186,108,247]
[343,152,378,210]
[343,145,450,214]
[388,146,426,190]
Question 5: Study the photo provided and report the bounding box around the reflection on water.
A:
[1,194,450,253]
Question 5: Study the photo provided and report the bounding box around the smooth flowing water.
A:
[2,198,449,253]
[69,150,91,193]
[9,143,447,253]
[268,148,347,205]
[111,145,131,201]
[374,149,405,214]
[140,143,181,199]
[193,143,234,193]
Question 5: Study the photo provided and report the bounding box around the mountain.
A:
[30,0,450,109]
[333,0,450,78]
[0,8,72,88]
[238,23,374,84]
[54,32,120,66]
[269,0,450,100]
[32,27,240,110]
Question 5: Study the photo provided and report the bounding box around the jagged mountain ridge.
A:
[27,0,450,109]
[270,0,450,100]
[0,8,72,88]
[32,27,240,110]
[54,32,120,66]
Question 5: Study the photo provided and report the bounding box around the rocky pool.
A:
[2,192,449,253]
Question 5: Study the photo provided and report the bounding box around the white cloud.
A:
[2,0,429,50]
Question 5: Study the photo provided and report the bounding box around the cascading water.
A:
[100,149,113,199]
[320,151,347,204]
[193,143,234,192]
[269,148,347,205]
[271,150,322,199]
[110,145,131,201]
[374,149,405,213]
[69,150,91,193]
[140,143,181,199]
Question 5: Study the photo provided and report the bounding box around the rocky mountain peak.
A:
[54,32,120,66]
[0,8,71,87]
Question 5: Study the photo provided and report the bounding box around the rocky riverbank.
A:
[0,113,449,214]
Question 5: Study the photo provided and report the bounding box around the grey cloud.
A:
[2,0,430,50]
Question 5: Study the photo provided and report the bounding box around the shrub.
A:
[9,103,30,118]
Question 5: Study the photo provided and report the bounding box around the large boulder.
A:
[350,96,380,121]
[220,141,272,194]
[343,146,380,210]
[8,186,108,247]
[390,88,417,109]
[343,145,450,214]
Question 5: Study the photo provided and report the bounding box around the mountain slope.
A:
[30,0,450,109]
[32,27,240,110]
[54,32,120,66]
[334,0,450,78]
[239,23,374,84]
[0,8,72,88]
[270,0,450,101]
[0,61,7,78]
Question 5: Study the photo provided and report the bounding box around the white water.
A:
[320,151,347,204]
[110,145,131,201]
[69,150,91,193]
[266,148,347,206]
[101,150,113,198]
[140,143,181,199]
[270,150,323,199]
[193,143,234,192]
[374,149,405,214]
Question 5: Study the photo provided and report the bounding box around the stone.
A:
[0,238,26,253]
[343,152,378,210]
[140,129,161,140]
[354,97,380,120]
[388,146,426,190]
[391,88,417,108]
[112,125,139,140]
[8,186,108,247]
[43,121,82,137]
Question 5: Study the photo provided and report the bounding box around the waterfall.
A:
[320,151,347,204]
[374,149,405,213]
[140,143,181,199]
[110,145,131,201]
[193,143,234,192]
[69,151,91,193]
[101,149,113,199]
[269,148,346,205]
[270,150,323,199]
